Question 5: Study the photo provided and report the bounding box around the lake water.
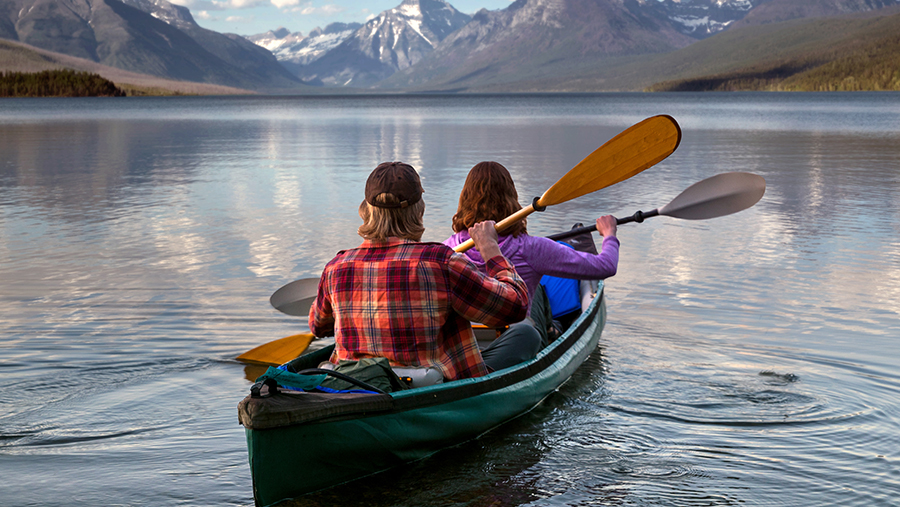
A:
[1,93,899,506]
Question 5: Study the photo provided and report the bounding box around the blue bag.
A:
[539,241,581,319]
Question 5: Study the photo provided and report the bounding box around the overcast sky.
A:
[169,0,513,36]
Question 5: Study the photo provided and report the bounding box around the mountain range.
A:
[0,0,303,91]
[291,0,472,87]
[247,0,900,91]
[1,0,899,92]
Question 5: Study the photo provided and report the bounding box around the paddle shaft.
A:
[453,204,535,253]
[546,209,660,241]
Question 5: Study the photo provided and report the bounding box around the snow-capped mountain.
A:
[247,23,362,68]
[650,0,757,37]
[295,0,471,86]
[248,28,306,56]
[380,0,696,90]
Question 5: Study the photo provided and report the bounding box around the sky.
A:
[168,0,514,36]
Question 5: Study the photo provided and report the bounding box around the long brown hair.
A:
[451,161,527,236]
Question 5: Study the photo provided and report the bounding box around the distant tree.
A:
[0,70,126,97]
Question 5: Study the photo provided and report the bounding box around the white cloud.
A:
[194,10,218,19]
[169,0,225,10]
[214,0,267,8]
[297,4,345,15]
[226,15,255,22]
[276,1,344,14]
[270,0,303,7]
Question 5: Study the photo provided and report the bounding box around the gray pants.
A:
[480,285,553,372]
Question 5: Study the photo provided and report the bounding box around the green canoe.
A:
[238,235,607,506]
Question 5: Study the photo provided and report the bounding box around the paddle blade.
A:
[236,333,315,366]
[538,115,682,207]
[659,172,766,220]
[270,277,320,317]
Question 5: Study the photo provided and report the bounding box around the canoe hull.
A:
[244,285,606,506]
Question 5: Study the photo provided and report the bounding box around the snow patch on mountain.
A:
[397,2,422,17]
[655,0,756,36]
[246,23,362,65]
[120,0,197,31]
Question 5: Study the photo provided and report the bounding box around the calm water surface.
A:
[1,93,899,506]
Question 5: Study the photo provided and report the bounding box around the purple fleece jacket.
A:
[443,231,619,313]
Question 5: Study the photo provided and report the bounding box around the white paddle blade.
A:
[270,277,320,317]
[659,172,766,220]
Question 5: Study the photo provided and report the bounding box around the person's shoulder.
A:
[411,241,455,259]
[521,234,578,262]
[522,234,567,252]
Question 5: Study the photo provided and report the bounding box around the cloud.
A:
[270,0,303,7]
[274,1,345,14]
[168,0,225,10]
[194,10,218,20]
[213,0,267,8]
[225,15,256,22]
[297,4,345,15]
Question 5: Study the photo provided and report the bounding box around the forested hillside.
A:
[646,10,900,91]
[0,70,124,96]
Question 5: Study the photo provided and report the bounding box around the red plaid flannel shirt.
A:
[309,238,529,380]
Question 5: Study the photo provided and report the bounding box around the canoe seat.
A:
[392,366,444,388]
[472,322,507,350]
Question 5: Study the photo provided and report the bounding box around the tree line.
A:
[0,69,125,97]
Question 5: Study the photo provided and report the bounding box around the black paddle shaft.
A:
[545,209,660,242]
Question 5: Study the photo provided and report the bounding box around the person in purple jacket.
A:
[444,161,620,350]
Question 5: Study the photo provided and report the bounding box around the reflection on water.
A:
[1,93,899,506]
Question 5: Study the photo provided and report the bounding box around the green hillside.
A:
[645,10,900,91]
[1,69,125,97]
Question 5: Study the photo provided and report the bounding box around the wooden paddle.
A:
[236,332,315,366]
[237,114,682,366]
[452,114,682,253]
[546,172,767,241]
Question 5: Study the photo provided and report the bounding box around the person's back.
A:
[312,237,527,380]
[309,162,533,381]
[443,161,620,344]
[443,229,619,313]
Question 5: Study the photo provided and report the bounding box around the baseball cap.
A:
[364,162,423,209]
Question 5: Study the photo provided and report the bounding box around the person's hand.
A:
[469,221,502,259]
[596,215,617,237]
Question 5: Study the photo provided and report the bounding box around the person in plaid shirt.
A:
[309,162,538,380]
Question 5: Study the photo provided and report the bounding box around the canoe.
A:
[237,231,607,506]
